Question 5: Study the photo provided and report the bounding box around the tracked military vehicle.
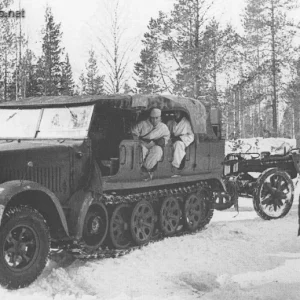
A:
[0,94,228,289]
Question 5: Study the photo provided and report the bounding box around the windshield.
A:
[0,105,94,139]
[0,109,40,138]
[37,105,94,138]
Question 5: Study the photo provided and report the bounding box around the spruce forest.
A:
[0,0,300,139]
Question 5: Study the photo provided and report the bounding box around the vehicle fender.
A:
[0,180,69,236]
[67,190,102,239]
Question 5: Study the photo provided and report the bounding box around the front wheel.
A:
[0,206,50,289]
[253,168,294,220]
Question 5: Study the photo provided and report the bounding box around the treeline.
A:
[0,3,104,100]
[1,0,300,139]
[133,0,300,139]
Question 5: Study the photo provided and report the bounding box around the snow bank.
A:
[225,137,297,155]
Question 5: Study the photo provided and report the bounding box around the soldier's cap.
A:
[150,108,161,117]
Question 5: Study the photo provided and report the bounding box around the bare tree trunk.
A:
[226,112,229,140]
[257,46,261,137]
[193,0,200,99]
[251,106,254,138]
[16,45,18,101]
[233,88,236,138]
[294,100,300,145]
[234,87,240,138]
[212,37,217,105]
[4,50,7,102]
[259,100,262,136]
[270,0,278,136]
[18,5,22,100]
[238,87,242,138]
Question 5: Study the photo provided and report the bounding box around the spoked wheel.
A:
[253,168,294,220]
[109,204,131,249]
[159,196,181,236]
[0,206,50,289]
[184,193,206,232]
[130,200,155,246]
[82,202,109,251]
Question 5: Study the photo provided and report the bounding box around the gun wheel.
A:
[253,168,294,220]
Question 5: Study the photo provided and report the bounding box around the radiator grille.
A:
[1,167,62,192]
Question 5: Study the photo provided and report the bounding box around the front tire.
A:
[0,206,50,289]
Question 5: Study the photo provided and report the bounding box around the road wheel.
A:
[82,202,108,251]
[184,190,212,232]
[130,200,155,246]
[253,168,294,220]
[109,204,131,249]
[159,196,181,236]
[0,206,50,289]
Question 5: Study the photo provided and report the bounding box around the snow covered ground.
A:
[1,195,299,300]
[1,137,300,300]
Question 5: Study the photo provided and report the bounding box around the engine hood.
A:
[0,139,73,153]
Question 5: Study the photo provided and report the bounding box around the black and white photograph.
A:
[0,0,300,299]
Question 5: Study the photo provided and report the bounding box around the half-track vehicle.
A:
[0,94,229,289]
[222,149,300,219]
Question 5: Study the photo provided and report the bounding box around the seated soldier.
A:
[132,108,170,179]
[167,110,194,176]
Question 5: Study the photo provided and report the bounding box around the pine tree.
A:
[8,48,40,99]
[78,72,86,95]
[164,0,215,99]
[35,56,46,96]
[203,20,240,105]
[22,49,39,97]
[134,18,163,93]
[243,0,299,136]
[85,49,105,95]
[285,56,300,138]
[136,0,232,99]
[123,81,133,94]
[0,10,15,101]
[41,6,63,96]
[60,54,74,95]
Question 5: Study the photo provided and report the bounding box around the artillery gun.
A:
[0,94,230,289]
[222,148,300,219]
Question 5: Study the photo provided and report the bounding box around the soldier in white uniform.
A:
[132,108,170,177]
[168,111,194,174]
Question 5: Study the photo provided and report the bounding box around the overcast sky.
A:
[13,0,245,83]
